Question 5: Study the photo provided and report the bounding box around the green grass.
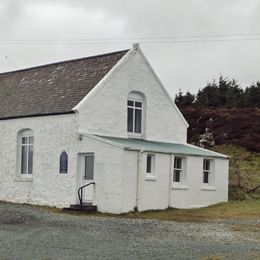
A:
[118,200,260,222]
[213,145,260,200]
[58,200,260,223]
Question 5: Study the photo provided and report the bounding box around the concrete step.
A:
[63,204,97,213]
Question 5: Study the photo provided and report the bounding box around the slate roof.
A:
[97,135,228,159]
[0,49,129,120]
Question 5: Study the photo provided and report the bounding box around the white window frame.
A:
[15,129,34,180]
[202,159,213,186]
[127,92,145,137]
[127,99,143,135]
[173,157,183,183]
[146,154,155,174]
[84,153,95,181]
[172,156,188,187]
[21,132,34,175]
[145,153,156,181]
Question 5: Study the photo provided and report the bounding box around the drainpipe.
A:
[168,153,173,208]
[135,150,143,211]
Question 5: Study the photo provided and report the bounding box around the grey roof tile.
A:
[0,49,129,120]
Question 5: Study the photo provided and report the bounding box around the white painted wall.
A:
[77,49,187,143]
[136,153,228,211]
[0,47,228,213]
[0,114,78,208]
[170,157,229,208]
[78,135,127,213]
[138,152,170,211]
[0,112,228,212]
[79,139,229,213]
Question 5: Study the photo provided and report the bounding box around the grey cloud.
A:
[0,0,259,95]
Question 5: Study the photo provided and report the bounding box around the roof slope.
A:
[0,50,128,120]
[97,136,228,159]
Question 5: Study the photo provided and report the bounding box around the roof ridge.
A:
[0,49,129,76]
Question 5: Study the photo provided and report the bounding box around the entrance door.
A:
[79,153,95,203]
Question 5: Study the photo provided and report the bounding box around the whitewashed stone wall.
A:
[0,114,78,207]
[170,157,229,208]
[0,47,228,213]
[136,152,229,211]
[77,135,126,213]
[77,49,187,143]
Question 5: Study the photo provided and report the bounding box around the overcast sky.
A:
[0,0,259,97]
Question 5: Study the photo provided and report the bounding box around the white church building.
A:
[0,44,229,213]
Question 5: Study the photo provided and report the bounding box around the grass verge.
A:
[59,200,260,223]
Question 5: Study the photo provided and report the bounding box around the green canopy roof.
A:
[97,136,228,159]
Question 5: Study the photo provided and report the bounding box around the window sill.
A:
[14,177,33,182]
[145,175,157,181]
[172,184,188,190]
[127,133,143,139]
[201,186,216,191]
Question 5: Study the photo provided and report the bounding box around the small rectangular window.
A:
[203,159,211,184]
[173,157,184,183]
[146,154,154,174]
[85,155,94,180]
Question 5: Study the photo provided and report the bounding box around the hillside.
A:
[213,145,260,200]
[181,107,260,152]
[179,107,260,200]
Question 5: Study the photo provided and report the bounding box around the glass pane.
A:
[60,151,68,174]
[127,107,133,132]
[28,145,33,174]
[146,155,152,173]
[135,101,142,108]
[22,137,28,144]
[174,157,182,169]
[203,159,210,170]
[127,100,134,106]
[85,155,94,180]
[29,136,34,144]
[203,171,209,183]
[173,170,181,182]
[134,109,142,133]
[21,146,28,174]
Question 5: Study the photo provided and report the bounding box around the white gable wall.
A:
[0,114,78,207]
[76,49,187,143]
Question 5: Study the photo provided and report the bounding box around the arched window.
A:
[60,151,68,174]
[127,92,145,135]
[18,129,34,175]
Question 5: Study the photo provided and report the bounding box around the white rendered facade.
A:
[0,46,229,213]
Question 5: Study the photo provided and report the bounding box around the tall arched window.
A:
[60,151,68,174]
[127,92,145,135]
[18,129,34,175]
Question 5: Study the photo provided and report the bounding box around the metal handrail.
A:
[78,182,95,209]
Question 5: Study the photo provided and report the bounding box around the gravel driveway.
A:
[0,202,259,260]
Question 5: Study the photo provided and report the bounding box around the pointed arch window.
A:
[60,151,68,174]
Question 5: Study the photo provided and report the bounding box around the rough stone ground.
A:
[0,202,259,260]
